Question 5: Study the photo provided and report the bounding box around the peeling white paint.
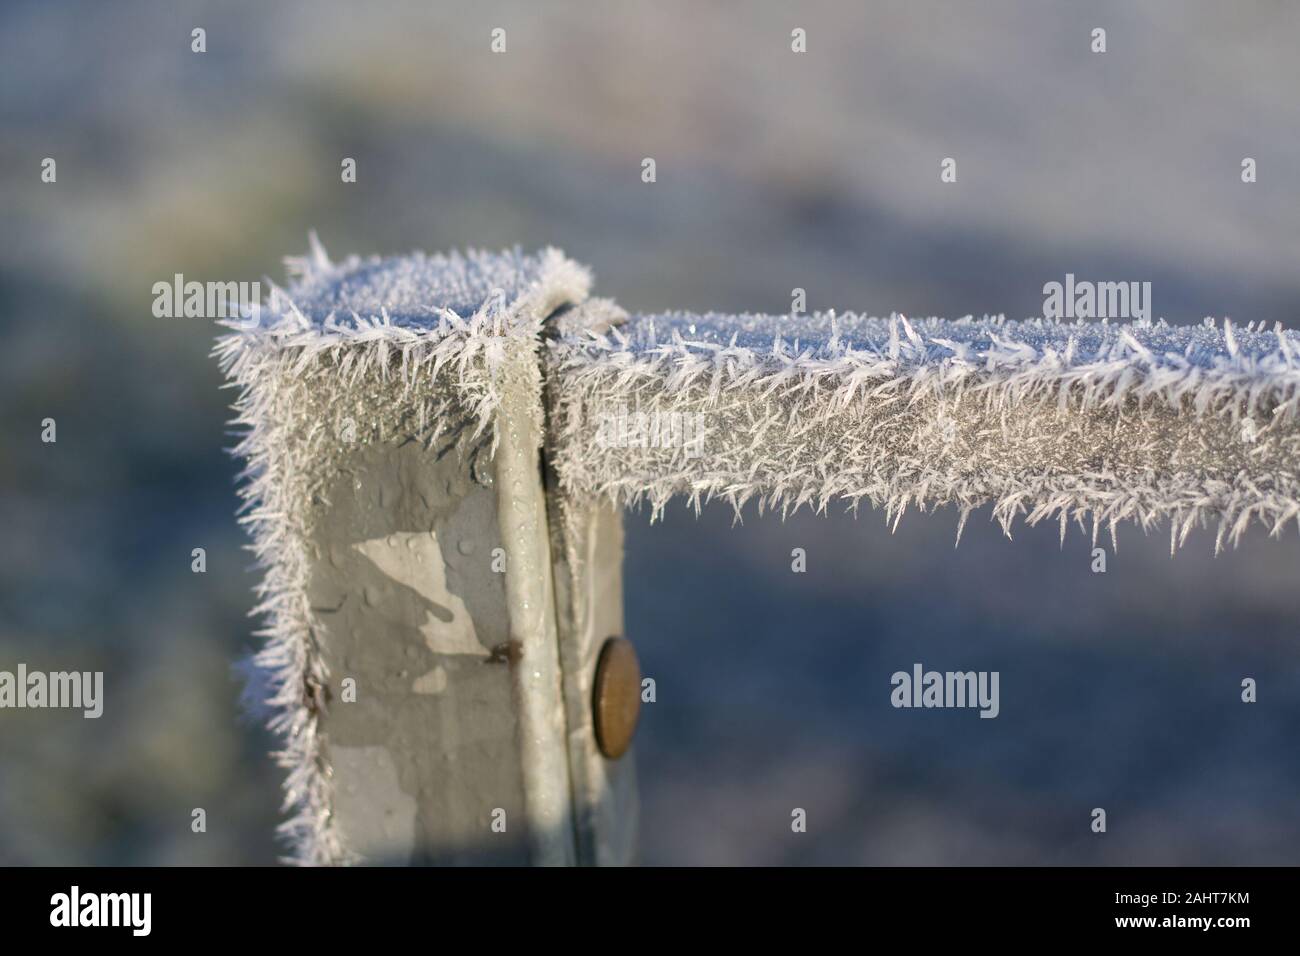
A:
[412,664,449,695]
[353,532,488,668]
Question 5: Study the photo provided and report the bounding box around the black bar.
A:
[0,867,1285,942]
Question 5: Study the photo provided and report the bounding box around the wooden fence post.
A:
[219,245,638,865]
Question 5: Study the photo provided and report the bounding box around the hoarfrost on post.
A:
[214,237,596,864]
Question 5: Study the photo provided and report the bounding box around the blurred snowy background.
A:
[2,0,1299,864]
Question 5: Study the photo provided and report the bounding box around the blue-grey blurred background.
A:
[2,0,1299,864]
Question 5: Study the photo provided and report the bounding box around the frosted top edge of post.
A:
[239,239,592,334]
[589,311,1300,372]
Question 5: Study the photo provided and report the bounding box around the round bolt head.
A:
[593,637,641,760]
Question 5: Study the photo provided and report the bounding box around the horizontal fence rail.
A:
[217,241,1300,864]
[547,312,1300,552]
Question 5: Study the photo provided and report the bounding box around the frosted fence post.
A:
[218,245,638,865]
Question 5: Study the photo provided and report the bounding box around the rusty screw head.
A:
[593,637,641,760]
